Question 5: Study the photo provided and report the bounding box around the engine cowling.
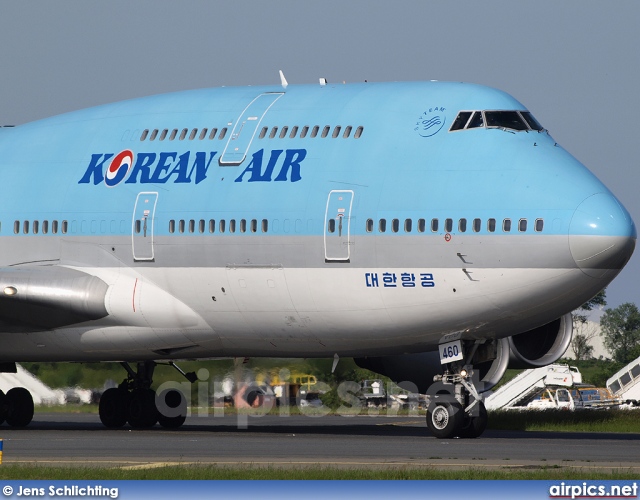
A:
[354,314,573,393]
[507,313,573,369]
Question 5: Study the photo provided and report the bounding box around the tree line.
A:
[571,288,640,364]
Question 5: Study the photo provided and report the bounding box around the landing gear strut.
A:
[98,361,189,429]
[426,342,489,439]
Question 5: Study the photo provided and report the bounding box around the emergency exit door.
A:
[132,192,158,261]
[324,190,354,262]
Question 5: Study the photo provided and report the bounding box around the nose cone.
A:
[569,193,636,278]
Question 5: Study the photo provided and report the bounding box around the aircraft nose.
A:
[569,193,636,278]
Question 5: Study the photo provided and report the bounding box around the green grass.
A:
[488,409,640,433]
[0,464,638,480]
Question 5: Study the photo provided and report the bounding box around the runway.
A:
[2,412,640,471]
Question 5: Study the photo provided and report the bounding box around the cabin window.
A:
[487,218,496,232]
[219,128,227,140]
[311,126,319,138]
[199,219,205,233]
[189,219,195,233]
[135,220,141,234]
[519,219,528,232]
[269,127,278,139]
[289,126,298,138]
[140,129,149,141]
[179,220,185,233]
[328,219,336,233]
[404,219,412,233]
[61,220,68,234]
[169,129,178,140]
[279,126,289,139]
[473,218,481,232]
[418,219,426,233]
[343,126,352,138]
[209,219,215,233]
[169,220,175,233]
[379,219,387,233]
[208,128,218,140]
[229,219,236,233]
[251,219,258,233]
[178,129,187,140]
[444,218,453,233]
[262,219,269,233]
[259,127,268,139]
[459,219,467,232]
[219,220,226,233]
[431,218,439,232]
[392,218,400,233]
[366,218,373,232]
[32,221,39,234]
[42,220,49,234]
[189,129,198,140]
[160,129,168,141]
[503,218,512,232]
[150,129,158,141]
[199,129,208,140]
[332,126,341,138]
[13,221,19,234]
[535,218,544,232]
[23,221,29,234]
[300,126,309,138]
[321,126,330,138]
[450,111,473,131]
[240,219,247,233]
[52,220,59,234]
[354,126,364,138]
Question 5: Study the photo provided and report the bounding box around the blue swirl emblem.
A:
[415,107,446,138]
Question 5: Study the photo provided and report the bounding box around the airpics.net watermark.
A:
[152,367,482,427]
[549,482,638,499]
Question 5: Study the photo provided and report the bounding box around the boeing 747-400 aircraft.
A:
[0,76,634,438]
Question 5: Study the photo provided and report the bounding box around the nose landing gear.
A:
[426,341,489,439]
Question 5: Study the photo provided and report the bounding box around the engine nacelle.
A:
[507,313,573,369]
[354,314,573,393]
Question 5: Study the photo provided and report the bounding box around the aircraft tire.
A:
[5,387,34,427]
[156,389,187,429]
[426,401,463,439]
[458,401,488,439]
[0,390,6,425]
[99,388,128,428]
[128,388,158,428]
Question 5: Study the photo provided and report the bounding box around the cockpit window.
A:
[520,111,544,131]
[449,109,544,133]
[467,111,484,129]
[450,111,472,131]
[485,111,528,131]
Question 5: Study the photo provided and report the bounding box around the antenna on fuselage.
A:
[279,70,288,89]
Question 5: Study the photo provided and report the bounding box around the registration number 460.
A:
[439,340,463,365]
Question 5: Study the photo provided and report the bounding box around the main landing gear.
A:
[426,342,489,439]
[0,387,35,427]
[99,361,192,429]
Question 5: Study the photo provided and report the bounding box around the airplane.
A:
[0,74,634,438]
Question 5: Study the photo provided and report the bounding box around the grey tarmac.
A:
[1,412,639,471]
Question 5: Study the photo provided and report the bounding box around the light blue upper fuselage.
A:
[0,81,631,244]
